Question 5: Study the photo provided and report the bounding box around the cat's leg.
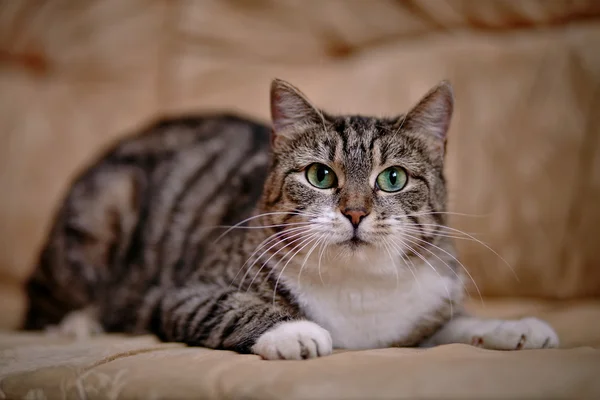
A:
[154,285,332,360]
[421,315,559,349]
[44,307,104,340]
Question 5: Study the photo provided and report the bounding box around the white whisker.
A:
[399,225,480,242]
[228,225,312,287]
[396,232,483,307]
[297,234,326,288]
[272,234,319,305]
[259,232,320,289]
[246,229,318,291]
[384,237,421,293]
[237,227,315,290]
[381,238,401,293]
[214,222,312,230]
[389,237,454,319]
[404,211,490,218]
[410,223,518,281]
[396,219,482,237]
[316,234,330,286]
[213,211,319,243]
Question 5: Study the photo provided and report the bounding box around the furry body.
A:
[25,80,558,359]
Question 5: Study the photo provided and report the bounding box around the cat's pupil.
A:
[389,170,397,185]
[317,167,328,182]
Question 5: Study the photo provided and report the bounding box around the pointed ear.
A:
[402,81,454,148]
[270,79,323,142]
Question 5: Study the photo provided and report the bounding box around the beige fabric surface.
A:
[1,299,599,399]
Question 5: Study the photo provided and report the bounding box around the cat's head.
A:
[260,79,453,259]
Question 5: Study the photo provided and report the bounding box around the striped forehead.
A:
[290,115,417,174]
[328,116,379,176]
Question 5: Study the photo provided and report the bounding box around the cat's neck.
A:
[278,243,464,349]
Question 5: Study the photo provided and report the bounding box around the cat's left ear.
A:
[270,78,324,146]
[402,81,454,154]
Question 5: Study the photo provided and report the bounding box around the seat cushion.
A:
[2,299,599,399]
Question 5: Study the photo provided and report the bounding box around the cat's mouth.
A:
[346,236,368,248]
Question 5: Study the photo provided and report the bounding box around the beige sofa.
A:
[1,1,600,398]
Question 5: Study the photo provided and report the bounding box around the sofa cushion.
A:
[1,299,599,399]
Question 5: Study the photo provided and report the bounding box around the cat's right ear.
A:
[270,79,323,146]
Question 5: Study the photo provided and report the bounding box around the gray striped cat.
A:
[24,79,559,359]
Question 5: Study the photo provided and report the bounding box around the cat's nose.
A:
[341,208,368,228]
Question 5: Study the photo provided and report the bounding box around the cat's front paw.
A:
[252,320,333,360]
[471,317,559,350]
[45,309,104,340]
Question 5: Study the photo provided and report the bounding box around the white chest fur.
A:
[285,252,461,350]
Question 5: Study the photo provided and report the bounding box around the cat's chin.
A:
[331,237,370,253]
[346,237,369,248]
[328,236,410,264]
[329,238,376,260]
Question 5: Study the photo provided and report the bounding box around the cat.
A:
[24,79,559,359]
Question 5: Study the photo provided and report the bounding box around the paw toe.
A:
[518,317,559,349]
[252,321,332,360]
[475,318,559,350]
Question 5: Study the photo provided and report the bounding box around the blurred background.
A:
[0,1,599,330]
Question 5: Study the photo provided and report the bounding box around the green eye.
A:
[306,163,337,189]
[376,166,407,192]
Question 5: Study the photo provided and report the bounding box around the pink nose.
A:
[342,208,368,228]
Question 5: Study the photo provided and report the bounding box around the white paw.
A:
[45,309,104,340]
[252,320,333,360]
[471,317,559,350]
